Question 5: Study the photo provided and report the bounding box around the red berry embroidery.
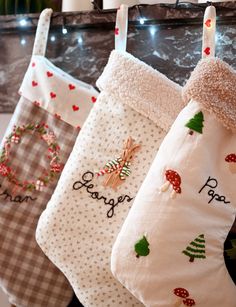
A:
[32,81,38,87]
[115,28,119,35]
[32,62,36,67]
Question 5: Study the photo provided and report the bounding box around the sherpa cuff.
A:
[183,57,236,131]
[97,50,185,132]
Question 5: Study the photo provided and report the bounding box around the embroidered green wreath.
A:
[0,123,62,192]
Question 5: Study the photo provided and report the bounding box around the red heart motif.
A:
[50,92,56,99]
[115,28,119,35]
[204,47,211,56]
[205,19,211,28]
[32,62,36,67]
[32,81,38,87]
[91,96,97,103]
[72,105,79,111]
[47,71,53,77]
[69,84,76,90]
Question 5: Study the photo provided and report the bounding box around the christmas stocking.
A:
[111,6,236,307]
[35,5,185,307]
[0,9,98,307]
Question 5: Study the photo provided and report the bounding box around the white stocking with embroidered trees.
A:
[36,5,186,307]
[0,9,98,307]
[111,6,236,307]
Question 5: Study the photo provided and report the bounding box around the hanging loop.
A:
[202,5,216,59]
[115,4,129,52]
[32,8,53,56]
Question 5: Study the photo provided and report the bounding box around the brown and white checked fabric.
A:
[0,8,98,307]
[0,97,78,307]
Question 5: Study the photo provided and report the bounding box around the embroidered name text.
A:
[198,176,230,204]
[73,171,133,218]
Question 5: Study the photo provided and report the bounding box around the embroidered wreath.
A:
[0,123,63,192]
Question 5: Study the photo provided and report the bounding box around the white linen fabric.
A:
[111,57,236,307]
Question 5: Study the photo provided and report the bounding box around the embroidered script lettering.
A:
[198,176,230,204]
[0,184,37,203]
[72,171,133,218]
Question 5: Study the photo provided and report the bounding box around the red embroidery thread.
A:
[0,123,63,192]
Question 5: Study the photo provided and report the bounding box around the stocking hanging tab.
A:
[115,4,128,52]
[32,8,53,56]
[202,5,216,59]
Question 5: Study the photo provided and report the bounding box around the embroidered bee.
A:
[96,137,141,191]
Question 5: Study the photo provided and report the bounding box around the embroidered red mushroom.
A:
[173,288,189,307]
[225,153,236,174]
[160,169,182,199]
[183,298,196,306]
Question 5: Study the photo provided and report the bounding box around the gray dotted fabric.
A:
[36,88,167,306]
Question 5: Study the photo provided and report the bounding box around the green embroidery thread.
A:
[134,235,150,258]
[185,111,204,134]
[182,234,206,262]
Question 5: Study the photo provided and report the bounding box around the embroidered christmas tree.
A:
[185,111,204,134]
[182,234,206,262]
[134,235,150,258]
[225,239,236,259]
